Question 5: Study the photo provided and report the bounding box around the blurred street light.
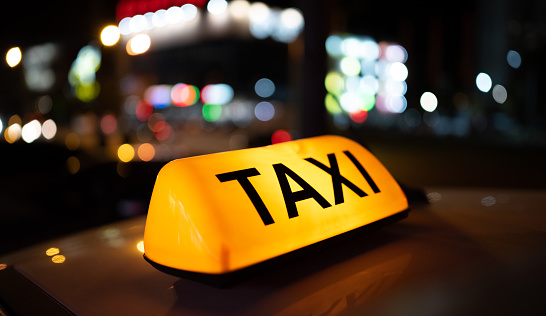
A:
[101,25,120,46]
[6,47,22,67]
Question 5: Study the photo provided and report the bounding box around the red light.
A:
[100,114,117,134]
[116,0,208,22]
[172,84,199,107]
[271,129,292,144]
[350,110,368,123]
[136,101,154,122]
[153,121,172,141]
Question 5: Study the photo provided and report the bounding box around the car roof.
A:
[2,187,546,315]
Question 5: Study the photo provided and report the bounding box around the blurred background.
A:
[1,0,545,254]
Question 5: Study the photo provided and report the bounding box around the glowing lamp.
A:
[144,135,408,284]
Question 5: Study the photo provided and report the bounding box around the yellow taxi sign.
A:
[143,135,408,280]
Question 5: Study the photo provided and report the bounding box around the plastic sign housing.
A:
[144,135,408,279]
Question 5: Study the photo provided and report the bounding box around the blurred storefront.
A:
[2,1,545,168]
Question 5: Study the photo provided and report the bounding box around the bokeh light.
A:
[248,2,272,39]
[360,75,379,95]
[207,0,228,15]
[325,72,344,95]
[325,35,343,57]
[127,34,151,55]
[360,39,380,60]
[384,80,407,96]
[100,114,117,134]
[181,4,198,21]
[152,121,172,141]
[129,15,147,33]
[492,84,508,104]
[341,37,361,57]
[171,83,199,106]
[340,92,362,113]
[75,82,100,102]
[279,8,303,30]
[506,50,521,69]
[69,45,101,86]
[118,144,135,162]
[138,143,155,161]
[136,101,153,122]
[148,113,165,131]
[361,94,375,111]
[229,0,250,20]
[325,94,342,114]
[166,6,184,24]
[5,123,22,143]
[340,57,361,76]
[476,73,492,93]
[274,8,304,43]
[66,156,80,174]
[350,110,368,123]
[65,133,80,151]
[152,9,168,28]
[271,129,292,144]
[385,45,408,63]
[36,95,53,114]
[119,17,132,35]
[100,25,120,46]
[145,85,171,108]
[21,120,42,143]
[201,84,234,105]
[143,13,155,30]
[202,104,222,122]
[41,119,57,139]
[69,45,101,102]
[254,78,275,98]
[389,62,408,81]
[6,47,22,67]
[386,95,407,113]
[254,101,275,121]
[9,115,22,126]
[420,92,438,112]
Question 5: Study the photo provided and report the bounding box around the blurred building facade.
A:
[1,0,545,172]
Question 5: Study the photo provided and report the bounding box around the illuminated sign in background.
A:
[325,35,409,126]
[116,0,304,55]
[326,32,523,140]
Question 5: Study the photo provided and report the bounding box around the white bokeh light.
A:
[129,34,151,55]
[476,73,492,93]
[492,84,508,104]
[181,4,198,21]
[389,62,408,81]
[254,101,275,121]
[207,0,228,15]
[22,120,42,143]
[420,92,438,112]
[42,119,57,140]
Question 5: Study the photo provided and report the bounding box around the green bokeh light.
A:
[202,103,222,122]
[325,72,344,95]
[360,93,375,111]
[325,93,342,114]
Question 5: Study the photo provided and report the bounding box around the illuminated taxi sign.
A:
[143,135,408,278]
